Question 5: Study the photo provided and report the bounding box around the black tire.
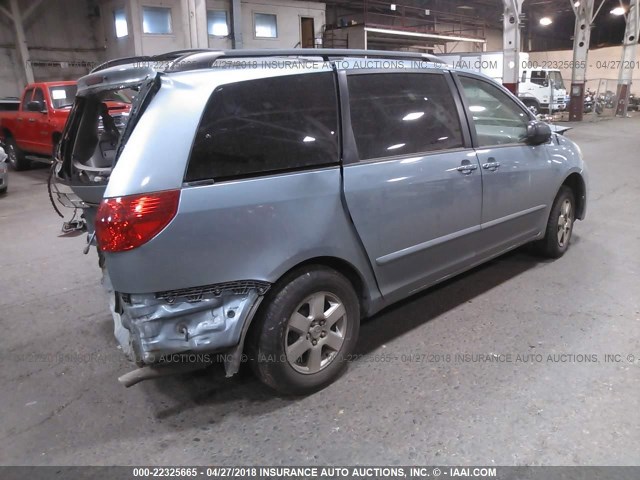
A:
[52,136,60,161]
[248,266,360,395]
[533,186,575,258]
[6,136,30,171]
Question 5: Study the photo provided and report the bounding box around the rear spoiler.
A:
[77,66,157,95]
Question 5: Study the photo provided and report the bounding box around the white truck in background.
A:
[437,52,569,114]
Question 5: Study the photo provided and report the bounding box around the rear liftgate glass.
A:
[51,74,161,235]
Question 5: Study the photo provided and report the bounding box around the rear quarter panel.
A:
[103,168,381,313]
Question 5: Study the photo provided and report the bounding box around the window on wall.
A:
[254,13,277,38]
[114,8,128,38]
[142,6,172,34]
[207,10,229,36]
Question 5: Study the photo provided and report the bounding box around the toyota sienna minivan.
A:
[54,49,587,394]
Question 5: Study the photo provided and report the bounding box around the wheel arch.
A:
[520,97,541,107]
[52,131,62,156]
[561,172,586,220]
[272,256,372,318]
[238,255,372,377]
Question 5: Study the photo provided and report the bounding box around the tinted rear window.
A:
[186,72,339,182]
[347,73,464,160]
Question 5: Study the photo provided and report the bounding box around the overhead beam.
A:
[502,0,524,94]
[616,0,639,116]
[0,5,13,21]
[22,0,44,22]
[9,0,34,85]
[568,0,594,121]
[364,27,486,43]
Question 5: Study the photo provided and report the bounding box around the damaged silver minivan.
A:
[54,49,587,394]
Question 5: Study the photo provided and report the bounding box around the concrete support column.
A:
[128,0,144,55]
[187,0,208,48]
[231,0,243,49]
[568,0,594,121]
[616,0,639,116]
[502,0,524,94]
[6,0,34,85]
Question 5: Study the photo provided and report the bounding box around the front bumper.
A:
[542,102,566,111]
[104,274,270,369]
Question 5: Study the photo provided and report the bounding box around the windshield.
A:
[49,85,78,109]
[549,71,565,90]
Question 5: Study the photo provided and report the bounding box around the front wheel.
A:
[248,266,360,395]
[533,186,575,258]
[6,137,30,171]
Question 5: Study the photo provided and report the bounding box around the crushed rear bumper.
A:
[103,273,269,375]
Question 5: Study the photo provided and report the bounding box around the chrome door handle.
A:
[28,118,35,123]
[456,164,478,174]
[482,161,500,171]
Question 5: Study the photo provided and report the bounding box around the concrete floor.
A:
[0,116,639,466]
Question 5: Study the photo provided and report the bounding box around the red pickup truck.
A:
[0,81,77,170]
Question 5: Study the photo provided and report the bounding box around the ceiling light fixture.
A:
[539,17,553,26]
[610,6,625,15]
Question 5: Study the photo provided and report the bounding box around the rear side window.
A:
[186,72,339,182]
[347,73,463,160]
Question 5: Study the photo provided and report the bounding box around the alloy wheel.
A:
[285,291,347,374]
[557,199,573,247]
[7,143,17,169]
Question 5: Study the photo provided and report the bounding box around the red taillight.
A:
[95,189,180,252]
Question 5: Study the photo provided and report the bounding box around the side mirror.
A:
[526,121,552,145]
[26,100,45,112]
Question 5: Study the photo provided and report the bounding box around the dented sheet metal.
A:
[103,272,269,366]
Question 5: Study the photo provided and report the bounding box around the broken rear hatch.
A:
[54,65,160,220]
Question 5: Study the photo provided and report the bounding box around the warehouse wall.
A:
[528,45,640,84]
[241,0,325,49]
[207,0,233,50]
[139,0,190,55]
[98,0,325,54]
[435,23,501,54]
[0,0,105,98]
[101,0,136,60]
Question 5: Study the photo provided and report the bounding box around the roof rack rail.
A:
[166,48,446,72]
[90,49,213,73]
